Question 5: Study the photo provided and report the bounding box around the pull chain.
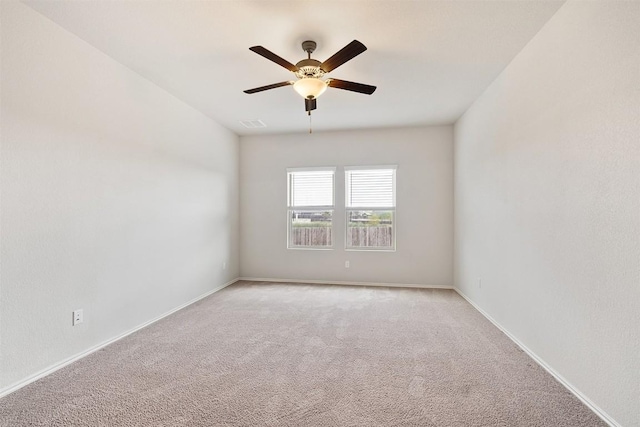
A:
[309,111,313,134]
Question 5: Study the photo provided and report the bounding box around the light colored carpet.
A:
[0,281,604,426]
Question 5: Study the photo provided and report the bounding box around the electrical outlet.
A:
[345,261,350,268]
[73,309,83,326]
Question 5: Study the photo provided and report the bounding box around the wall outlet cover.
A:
[73,309,83,326]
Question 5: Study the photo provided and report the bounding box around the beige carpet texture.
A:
[0,282,605,426]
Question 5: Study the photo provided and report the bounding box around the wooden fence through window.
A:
[291,226,392,248]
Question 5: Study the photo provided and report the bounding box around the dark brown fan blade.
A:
[328,79,376,95]
[320,40,367,73]
[244,81,293,94]
[305,98,317,112]
[249,46,299,72]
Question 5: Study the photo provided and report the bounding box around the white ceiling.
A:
[24,0,565,136]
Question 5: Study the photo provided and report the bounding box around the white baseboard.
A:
[238,277,453,290]
[0,278,239,399]
[453,288,620,427]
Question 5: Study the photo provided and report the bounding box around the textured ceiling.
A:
[24,0,565,135]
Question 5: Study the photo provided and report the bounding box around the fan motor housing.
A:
[295,59,325,78]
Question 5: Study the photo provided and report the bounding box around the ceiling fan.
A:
[243,40,376,115]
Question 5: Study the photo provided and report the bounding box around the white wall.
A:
[0,1,239,390]
[454,1,639,425]
[240,126,453,287]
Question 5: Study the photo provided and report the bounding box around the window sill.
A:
[345,248,396,252]
[287,247,334,251]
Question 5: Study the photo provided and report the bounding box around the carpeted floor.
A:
[0,281,605,426]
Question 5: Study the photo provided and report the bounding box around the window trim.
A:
[344,166,397,251]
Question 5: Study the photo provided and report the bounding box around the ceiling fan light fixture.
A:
[293,78,327,99]
[244,40,376,117]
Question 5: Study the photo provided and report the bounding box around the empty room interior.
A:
[1,0,638,426]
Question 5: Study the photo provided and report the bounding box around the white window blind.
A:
[288,169,334,207]
[346,168,396,208]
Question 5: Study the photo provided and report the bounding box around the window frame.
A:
[344,165,397,252]
[286,167,336,250]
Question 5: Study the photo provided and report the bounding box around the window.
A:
[345,166,396,250]
[287,168,335,249]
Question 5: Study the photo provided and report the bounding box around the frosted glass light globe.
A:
[293,78,328,99]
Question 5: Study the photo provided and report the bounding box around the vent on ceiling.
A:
[240,119,266,129]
